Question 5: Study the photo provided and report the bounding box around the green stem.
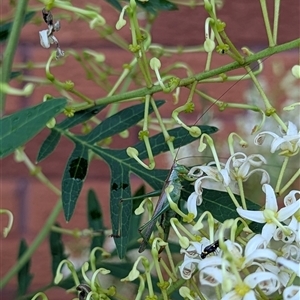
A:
[93,39,300,107]
[259,0,275,46]
[279,168,300,196]
[0,199,62,289]
[273,0,281,45]
[0,0,29,116]
[275,156,289,193]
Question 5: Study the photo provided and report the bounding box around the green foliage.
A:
[87,189,107,251]
[49,224,67,279]
[0,98,67,158]
[0,11,35,43]
[37,104,106,162]
[17,239,33,296]
[105,0,177,13]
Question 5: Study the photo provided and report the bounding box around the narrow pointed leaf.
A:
[104,0,177,13]
[10,71,22,80]
[49,223,66,278]
[87,189,106,250]
[36,104,106,162]
[0,11,35,42]
[0,98,66,158]
[36,130,61,162]
[84,100,165,143]
[57,104,106,130]
[62,144,89,221]
[17,239,33,295]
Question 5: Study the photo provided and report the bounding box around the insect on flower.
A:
[138,163,190,252]
[200,240,224,259]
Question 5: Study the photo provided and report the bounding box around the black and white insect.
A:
[200,240,223,259]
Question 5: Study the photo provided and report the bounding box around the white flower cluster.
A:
[178,123,300,300]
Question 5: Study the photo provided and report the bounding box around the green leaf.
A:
[49,223,67,278]
[196,189,261,223]
[0,11,36,43]
[104,0,177,13]
[36,104,106,162]
[10,71,22,80]
[62,144,89,221]
[0,98,66,158]
[83,101,163,143]
[104,0,122,11]
[36,130,61,163]
[87,189,106,251]
[61,101,161,221]
[17,239,33,295]
[134,0,178,13]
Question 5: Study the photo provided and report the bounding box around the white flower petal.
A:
[179,258,199,279]
[270,137,291,152]
[278,200,300,222]
[282,244,300,261]
[244,271,279,289]
[236,208,265,223]
[199,267,224,286]
[248,154,267,166]
[283,285,300,300]
[187,192,199,216]
[224,240,243,257]
[219,169,231,186]
[261,223,277,242]
[243,291,257,300]
[262,184,278,211]
[284,190,300,206]
[244,249,277,266]
[237,160,251,178]
[244,234,267,256]
[286,121,298,135]
[221,290,242,300]
[277,257,300,276]
[198,256,224,270]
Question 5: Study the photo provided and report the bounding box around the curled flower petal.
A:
[263,184,278,211]
[244,271,280,290]
[186,192,200,217]
[179,258,198,279]
[284,190,300,206]
[244,234,267,256]
[283,285,300,300]
[199,267,224,286]
[277,257,300,276]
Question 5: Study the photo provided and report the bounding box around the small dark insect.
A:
[200,240,221,259]
[42,8,53,26]
[76,284,92,300]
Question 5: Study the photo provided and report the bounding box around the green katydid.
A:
[138,163,190,253]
